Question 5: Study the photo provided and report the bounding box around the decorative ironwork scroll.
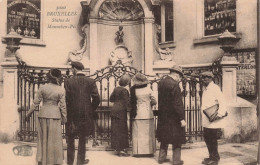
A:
[17,59,222,143]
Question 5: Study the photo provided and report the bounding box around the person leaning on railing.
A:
[109,74,131,157]
[130,73,157,157]
[25,68,67,165]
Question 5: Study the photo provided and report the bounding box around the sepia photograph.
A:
[0,0,259,164]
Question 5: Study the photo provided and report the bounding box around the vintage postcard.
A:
[0,0,259,164]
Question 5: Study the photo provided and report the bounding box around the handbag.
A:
[203,104,219,122]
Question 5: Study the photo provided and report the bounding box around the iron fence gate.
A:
[17,60,222,144]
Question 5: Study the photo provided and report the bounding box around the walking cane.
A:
[92,116,99,147]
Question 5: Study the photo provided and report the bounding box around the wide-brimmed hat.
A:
[47,69,62,85]
[200,71,214,78]
[169,65,183,76]
[132,73,149,86]
[119,75,131,87]
[71,61,84,70]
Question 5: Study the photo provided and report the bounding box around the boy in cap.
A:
[65,61,100,165]
[157,65,186,165]
[200,71,227,165]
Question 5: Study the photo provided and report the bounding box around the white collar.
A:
[76,71,85,75]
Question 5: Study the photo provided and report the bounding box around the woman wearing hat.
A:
[109,75,131,156]
[26,69,67,165]
[130,73,157,156]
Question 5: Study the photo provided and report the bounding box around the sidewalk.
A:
[0,140,258,165]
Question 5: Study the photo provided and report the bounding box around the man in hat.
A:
[200,71,227,165]
[65,61,100,165]
[157,65,186,165]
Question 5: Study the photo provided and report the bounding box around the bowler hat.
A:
[200,71,214,78]
[71,61,84,70]
[119,75,131,87]
[132,73,149,86]
[169,65,183,76]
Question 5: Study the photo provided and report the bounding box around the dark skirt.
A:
[111,117,129,151]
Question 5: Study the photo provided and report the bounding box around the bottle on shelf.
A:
[30,29,36,37]
[16,26,22,35]
[24,28,29,36]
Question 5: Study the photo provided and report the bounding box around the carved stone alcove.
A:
[109,45,133,66]
[81,0,154,74]
[98,0,144,21]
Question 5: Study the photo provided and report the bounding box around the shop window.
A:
[204,0,236,36]
[7,0,41,39]
[154,1,173,43]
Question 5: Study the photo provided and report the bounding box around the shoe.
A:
[202,158,211,164]
[78,159,89,165]
[158,160,163,164]
[119,150,130,157]
[83,159,90,164]
[207,160,219,165]
[158,158,170,164]
[173,160,184,165]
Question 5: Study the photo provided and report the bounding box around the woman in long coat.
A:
[130,73,157,156]
[26,69,67,165]
[110,75,131,156]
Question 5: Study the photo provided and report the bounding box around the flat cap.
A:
[200,71,214,78]
[71,61,84,70]
[169,65,183,76]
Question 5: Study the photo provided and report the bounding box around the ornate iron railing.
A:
[17,60,222,144]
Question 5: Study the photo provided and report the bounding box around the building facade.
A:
[0,0,258,142]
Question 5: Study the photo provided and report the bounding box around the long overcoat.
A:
[110,86,129,120]
[64,73,100,136]
[157,76,186,145]
[109,86,129,150]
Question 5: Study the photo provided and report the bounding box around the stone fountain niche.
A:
[79,0,155,74]
[95,0,144,69]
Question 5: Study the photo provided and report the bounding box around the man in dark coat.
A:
[157,65,186,165]
[65,61,100,165]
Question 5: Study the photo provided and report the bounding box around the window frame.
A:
[203,0,237,37]
[6,0,45,46]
